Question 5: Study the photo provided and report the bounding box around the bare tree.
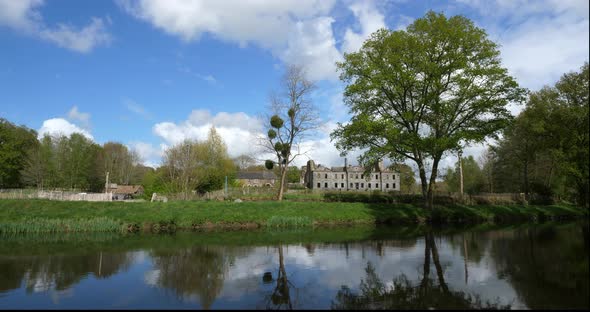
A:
[261,65,319,201]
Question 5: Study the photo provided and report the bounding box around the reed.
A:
[266,215,314,228]
[0,217,122,234]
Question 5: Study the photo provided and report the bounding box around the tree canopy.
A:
[331,11,526,208]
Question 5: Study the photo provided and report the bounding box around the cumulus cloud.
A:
[454,0,589,91]
[67,105,90,127]
[128,141,163,167]
[118,0,342,80]
[341,1,386,54]
[0,0,111,53]
[153,110,265,158]
[38,118,94,140]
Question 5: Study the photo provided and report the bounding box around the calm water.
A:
[0,223,588,310]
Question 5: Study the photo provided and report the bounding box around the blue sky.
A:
[1,0,588,169]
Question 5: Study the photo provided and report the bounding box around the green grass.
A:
[0,199,587,234]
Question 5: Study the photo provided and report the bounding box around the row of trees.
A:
[0,118,237,197]
[441,63,589,206]
[0,119,150,192]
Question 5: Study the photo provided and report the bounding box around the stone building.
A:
[302,159,400,192]
[236,171,278,187]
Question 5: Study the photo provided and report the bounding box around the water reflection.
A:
[331,232,511,310]
[0,222,587,309]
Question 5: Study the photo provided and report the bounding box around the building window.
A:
[341,174,344,179]
[335,174,338,179]
[335,183,338,188]
[393,183,396,189]
[376,183,379,188]
[325,173,328,179]
[317,183,320,188]
[368,183,371,188]
[392,175,396,180]
[375,174,378,179]
[341,183,344,188]
[361,174,364,179]
[356,174,358,179]
[355,183,359,189]
[361,183,364,188]
[386,183,389,188]
[325,182,328,188]
[350,183,353,188]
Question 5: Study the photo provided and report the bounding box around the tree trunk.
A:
[417,161,429,208]
[277,164,288,201]
[426,158,441,210]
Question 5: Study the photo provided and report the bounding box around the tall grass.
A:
[0,217,122,234]
[266,216,313,228]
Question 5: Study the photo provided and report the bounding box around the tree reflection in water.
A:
[332,231,511,310]
[150,246,232,309]
[261,244,299,310]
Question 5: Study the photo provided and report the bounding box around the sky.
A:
[1,0,588,171]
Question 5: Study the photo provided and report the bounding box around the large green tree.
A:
[0,118,38,188]
[331,11,526,208]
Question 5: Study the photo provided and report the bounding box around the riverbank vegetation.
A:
[0,199,586,234]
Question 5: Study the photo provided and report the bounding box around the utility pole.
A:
[105,171,110,193]
[458,150,464,199]
[224,176,228,196]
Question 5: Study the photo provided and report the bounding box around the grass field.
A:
[0,199,587,234]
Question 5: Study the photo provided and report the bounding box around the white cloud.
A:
[153,110,265,158]
[0,0,42,31]
[118,0,341,80]
[498,16,589,91]
[124,99,152,120]
[129,141,163,167]
[67,105,90,127]
[341,1,386,54]
[38,17,112,53]
[0,0,111,53]
[454,0,589,91]
[38,118,94,140]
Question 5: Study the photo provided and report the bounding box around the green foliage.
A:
[0,119,38,188]
[267,129,277,139]
[161,126,236,196]
[286,166,300,183]
[444,156,486,194]
[331,11,526,207]
[265,160,275,170]
[491,62,589,206]
[270,115,284,129]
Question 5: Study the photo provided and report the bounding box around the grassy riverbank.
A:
[0,199,587,234]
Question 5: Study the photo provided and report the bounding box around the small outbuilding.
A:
[107,184,144,200]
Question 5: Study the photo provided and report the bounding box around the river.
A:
[0,222,587,309]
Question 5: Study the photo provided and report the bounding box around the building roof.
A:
[108,185,144,194]
[237,171,277,180]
